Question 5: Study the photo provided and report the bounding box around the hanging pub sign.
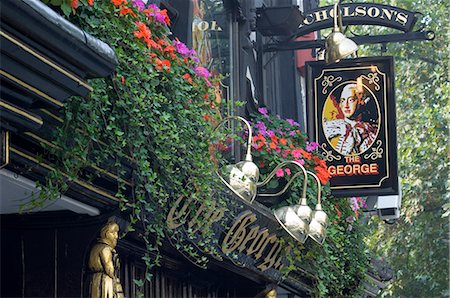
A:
[306,57,398,197]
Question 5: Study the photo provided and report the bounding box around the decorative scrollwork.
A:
[320,143,341,161]
[360,73,380,90]
[364,140,383,160]
[322,75,342,94]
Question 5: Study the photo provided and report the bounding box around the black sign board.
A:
[294,3,418,38]
[166,184,295,282]
[306,57,398,197]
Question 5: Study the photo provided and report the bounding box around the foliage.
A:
[38,0,225,293]
[331,0,450,296]
[309,197,369,297]
[247,109,370,297]
[37,0,372,296]
[250,107,330,190]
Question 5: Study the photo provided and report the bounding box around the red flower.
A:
[154,58,171,71]
[88,0,94,5]
[112,0,125,6]
[160,9,171,26]
[202,114,210,121]
[259,160,265,168]
[146,52,157,61]
[183,74,193,84]
[134,22,151,39]
[334,205,342,218]
[313,156,327,168]
[120,6,136,17]
[71,0,78,9]
[298,148,312,160]
[314,165,331,184]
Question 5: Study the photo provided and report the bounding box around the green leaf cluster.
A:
[36,0,227,289]
[324,0,450,296]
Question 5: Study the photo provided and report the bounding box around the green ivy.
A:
[34,0,371,296]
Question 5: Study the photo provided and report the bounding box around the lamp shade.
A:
[308,217,326,245]
[312,203,328,228]
[274,206,309,243]
[325,32,358,64]
[224,160,259,202]
[325,3,358,64]
[293,197,313,223]
[214,116,259,203]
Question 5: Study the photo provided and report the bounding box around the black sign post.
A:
[306,57,398,197]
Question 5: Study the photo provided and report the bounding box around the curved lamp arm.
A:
[306,171,322,205]
[257,161,307,201]
[332,3,344,33]
[213,116,253,161]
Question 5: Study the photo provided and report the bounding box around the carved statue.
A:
[88,222,124,298]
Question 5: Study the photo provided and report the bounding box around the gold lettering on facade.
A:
[257,241,283,271]
[342,6,355,17]
[367,7,381,18]
[396,12,408,25]
[167,195,192,229]
[298,5,410,30]
[221,211,257,254]
[303,14,315,25]
[380,8,395,20]
[167,194,225,232]
[355,6,367,17]
[193,20,223,32]
[314,9,329,22]
[210,21,223,31]
[246,229,269,256]
[221,212,290,272]
[254,234,277,260]
[237,225,260,253]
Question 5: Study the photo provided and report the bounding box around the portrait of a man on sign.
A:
[306,57,398,197]
[323,81,380,156]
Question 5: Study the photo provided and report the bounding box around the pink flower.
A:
[294,159,305,165]
[194,66,212,86]
[350,197,360,212]
[306,141,319,152]
[131,0,146,10]
[286,119,300,126]
[258,107,268,115]
[276,168,284,177]
[174,39,191,57]
[254,121,267,135]
[194,66,210,78]
[292,149,302,159]
[285,168,291,176]
[145,4,170,25]
[357,197,367,208]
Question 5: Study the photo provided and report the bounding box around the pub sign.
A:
[306,57,398,197]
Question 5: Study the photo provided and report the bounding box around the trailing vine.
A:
[38,0,228,293]
[36,0,370,296]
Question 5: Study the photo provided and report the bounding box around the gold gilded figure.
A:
[265,288,277,298]
[88,222,124,298]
